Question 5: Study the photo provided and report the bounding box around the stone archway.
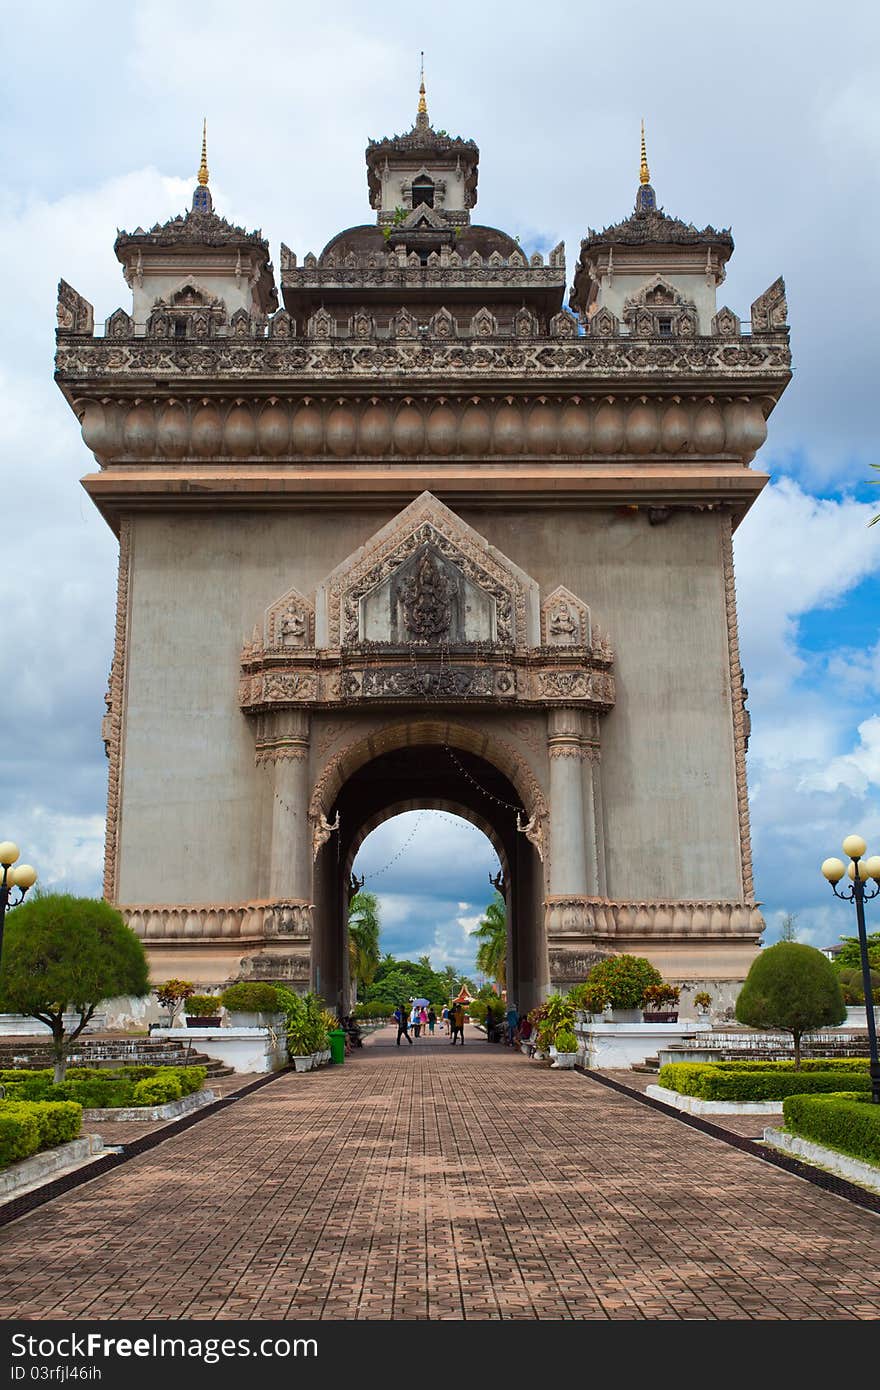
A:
[310,736,546,1016]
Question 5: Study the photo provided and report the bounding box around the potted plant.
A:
[568,980,608,1022]
[154,978,195,1030]
[693,990,712,1018]
[287,1014,314,1071]
[220,981,284,1028]
[584,955,663,1022]
[550,1027,579,1069]
[184,994,222,1027]
[641,983,680,1023]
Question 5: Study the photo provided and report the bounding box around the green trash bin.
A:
[329,1028,346,1065]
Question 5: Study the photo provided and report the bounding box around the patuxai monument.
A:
[55,87,791,1014]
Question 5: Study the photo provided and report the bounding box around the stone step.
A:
[0,1036,234,1077]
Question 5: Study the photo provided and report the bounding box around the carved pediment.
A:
[317,491,540,649]
[264,587,315,649]
[541,586,591,647]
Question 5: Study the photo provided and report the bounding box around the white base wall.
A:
[575,1020,711,1070]
[150,1027,286,1074]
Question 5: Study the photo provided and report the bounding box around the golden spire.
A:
[640,119,650,186]
[198,119,209,187]
[418,51,427,116]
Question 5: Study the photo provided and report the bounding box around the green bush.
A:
[837,967,880,1005]
[352,1002,393,1019]
[132,1074,182,1106]
[0,1100,82,1167]
[9,1101,82,1150]
[185,994,221,1017]
[715,1059,869,1073]
[783,1092,880,1167]
[0,1107,41,1169]
[585,955,662,1010]
[658,1062,872,1101]
[172,1066,207,1096]
[0,1070,54,1100]
[50,1079,135,1108]
[220,982,283,1013]
[554,1029,578,1052]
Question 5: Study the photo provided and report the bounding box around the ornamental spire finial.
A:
[198,119,209,187]
[417,51,427,117]
[640,119,650,186]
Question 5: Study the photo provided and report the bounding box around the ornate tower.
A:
[55,107,790,1010]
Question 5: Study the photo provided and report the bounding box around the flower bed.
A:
[658,1061,872,1102]
[0,1065,206,1109]
[0,1100,82,1169]
[782,1092,880,1168]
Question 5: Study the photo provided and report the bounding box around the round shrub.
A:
[220,982,283,1013]
[736,942,846,1066]
[132,1074,182,1106]
[554,1029,578,1053]
[185,994,221,1017]
[585,955,662,1010]
[0,1107,41,1169]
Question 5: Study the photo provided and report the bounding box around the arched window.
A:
[412,174,434,209]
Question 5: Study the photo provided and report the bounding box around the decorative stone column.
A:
[547,708,590,896]
[257,711,312,903]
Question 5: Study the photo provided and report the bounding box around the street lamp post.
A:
[821,834,880,1105]
[0,842,38,966]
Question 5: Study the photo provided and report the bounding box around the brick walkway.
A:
[1,1026,878,1319]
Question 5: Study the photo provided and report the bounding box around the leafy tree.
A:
[155,978,194,1026]
[471,892,507,990]
[778,912,798,942]
[735,942,846,1068]
[347,891,381,999]
[0,894,149,1081]
[832,932,880,974]
[585,954,662,1010]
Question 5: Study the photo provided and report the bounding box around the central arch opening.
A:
[311,741,546,1017]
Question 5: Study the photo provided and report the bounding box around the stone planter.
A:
[643,1011,678,1024]
[185,1015,222,1028]
[291,1055,312,1072]
[551,1052,578,1070]
[227,1010,285,1029]
[609,1008,643,1024]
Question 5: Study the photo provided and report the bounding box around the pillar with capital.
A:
[259,711,312,904]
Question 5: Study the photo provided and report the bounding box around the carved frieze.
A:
[750,277,787,334]
[121,899,313,944]
[56,279,94,336]
[57,333,791,385]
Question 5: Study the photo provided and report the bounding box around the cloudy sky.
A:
[1,0,878,975]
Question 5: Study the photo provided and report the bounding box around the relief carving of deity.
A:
[401,552,452,642]
[279,606,308,647]
[549,601,578,640]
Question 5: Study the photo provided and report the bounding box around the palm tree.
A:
[471,892,507,991]
[348,891,381,1000]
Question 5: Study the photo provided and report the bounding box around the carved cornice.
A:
[122,899,313,944]
[543,896,764,939]
[722,517,754,899]
[239,647,615,713]
[281,264,563,292]
[72,389,779,468]
[104,519,131,901]
[56,333,791,389]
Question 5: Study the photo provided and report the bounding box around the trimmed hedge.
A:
[0,1101,82,1169]
[220,982,283,1012]
[658,1062,872,1101]
[714,1059,869,1073]
[132,1074,182,1106]
[0,1065,206,1107]
[783,1092,880,1167]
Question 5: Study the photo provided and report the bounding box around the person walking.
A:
[419,1004,428,1036]
[394,1004,413,1046]
[410,1003,421,1039]
[441,1005,450,1036]
[427,1006,437,1036]
[450,1001,466,1045]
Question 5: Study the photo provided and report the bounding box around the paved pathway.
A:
[1,1026,878,1320]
